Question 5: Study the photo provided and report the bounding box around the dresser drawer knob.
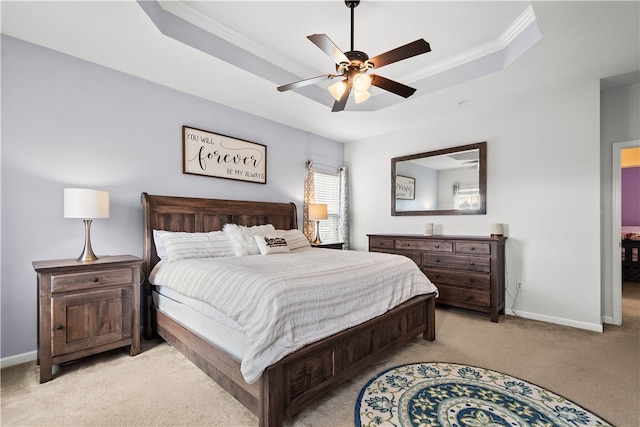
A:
[435,245,440,248]
[469,279,475,283]
[469,262,475,266]
[92,277,100,283]
[55,324,64,331]
[470,247,475,250]
[435,259,440,262]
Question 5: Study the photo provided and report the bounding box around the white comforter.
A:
[149,248,438,384]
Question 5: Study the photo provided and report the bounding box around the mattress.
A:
[152,289,245,361]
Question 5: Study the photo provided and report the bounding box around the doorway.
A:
[611,139,640,325]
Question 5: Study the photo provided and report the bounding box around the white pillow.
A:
[153,230,235,262]
[153,229,169,259]
[276,229,311,250]
[223,223,277,256]
[254,235,290,255]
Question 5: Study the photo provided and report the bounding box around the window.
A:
[453,182,481,210]
[314,171,340,242]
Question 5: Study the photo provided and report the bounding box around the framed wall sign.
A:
[396,175,415,200]
[182,126,267,184]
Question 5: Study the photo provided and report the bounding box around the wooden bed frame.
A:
[141,192,436,426]
[622,238,640,281]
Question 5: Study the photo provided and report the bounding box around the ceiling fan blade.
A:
[277,74,338,92]
[368,39,431,69]
[307,34,350,65]
[370,74,417,98]
[332,79,352,112]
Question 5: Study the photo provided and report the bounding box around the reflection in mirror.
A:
[391,142,486,216]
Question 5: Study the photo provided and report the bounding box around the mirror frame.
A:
[391,141,487,216]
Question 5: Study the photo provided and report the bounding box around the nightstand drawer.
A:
[51,268,133,293]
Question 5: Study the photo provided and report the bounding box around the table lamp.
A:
[64,188,110,261]
[308,203,328,245]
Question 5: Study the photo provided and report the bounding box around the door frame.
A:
[611,139,640,325]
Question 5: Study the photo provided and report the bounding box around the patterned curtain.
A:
[338,166,349,249]
[303,160,315,241]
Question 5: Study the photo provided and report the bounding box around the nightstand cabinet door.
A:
[51,286,133,357]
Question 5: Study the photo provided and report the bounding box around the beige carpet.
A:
[2,283,639,427]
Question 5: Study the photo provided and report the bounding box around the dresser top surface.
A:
[367,234,507,242]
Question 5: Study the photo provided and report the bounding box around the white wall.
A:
[0,36,344,360]
[346,81,603,331]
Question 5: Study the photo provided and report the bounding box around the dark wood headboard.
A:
[141,192,298,277]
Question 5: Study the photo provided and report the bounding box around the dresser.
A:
[33,255,143,383]
[368,234,506,322]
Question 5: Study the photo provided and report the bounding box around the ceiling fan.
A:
[277,0,431,112]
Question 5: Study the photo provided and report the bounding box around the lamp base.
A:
[312,220,322,245]
[77,219,99,262]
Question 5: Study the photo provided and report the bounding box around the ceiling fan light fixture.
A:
[352,72,371,92]
[354,89,370,104]
[328,79,348,101]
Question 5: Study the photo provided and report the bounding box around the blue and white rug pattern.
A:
[355,362,610,427]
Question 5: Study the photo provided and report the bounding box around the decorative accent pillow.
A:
[223,223,277,256]
[276,229,311,250]
[153,230,235,262]
[254,235,290,255]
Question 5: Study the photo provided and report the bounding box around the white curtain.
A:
[303,160,315,241]
[338,166,349,249]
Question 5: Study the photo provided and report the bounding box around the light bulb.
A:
[352,73,372,92]
[328,80,347,101]
[354,90,370,104]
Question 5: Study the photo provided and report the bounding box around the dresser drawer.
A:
[369,237,395,250]
[422,253,490,273]
[396,239,453,252]
[51,268,133,293]
[455,242,490,255]
[437,284,490,307]
[372,248,421,265]
[423,268,490,290]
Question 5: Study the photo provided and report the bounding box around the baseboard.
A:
[505,309,603,332]
[1,350,37,369]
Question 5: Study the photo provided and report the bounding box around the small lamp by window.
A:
[308,203,328,245]
[64,188,109,262]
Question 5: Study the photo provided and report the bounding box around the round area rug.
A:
[355,362,610,427]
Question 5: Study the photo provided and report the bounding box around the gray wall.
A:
[0,35,344,359]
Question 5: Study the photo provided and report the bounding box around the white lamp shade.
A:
[328,80,347,101]
[64,188,110,219]
[308,204,328,221]
[352,73,372,92]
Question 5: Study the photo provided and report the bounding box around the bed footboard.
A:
[154,293,436,427]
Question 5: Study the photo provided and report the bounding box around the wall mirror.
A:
[391,142,486,216]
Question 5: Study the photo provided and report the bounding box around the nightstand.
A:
[311,242,344,250]
[33,255,143,383]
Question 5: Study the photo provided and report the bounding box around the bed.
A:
[622,226,640,282]
[141,193,437,426]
